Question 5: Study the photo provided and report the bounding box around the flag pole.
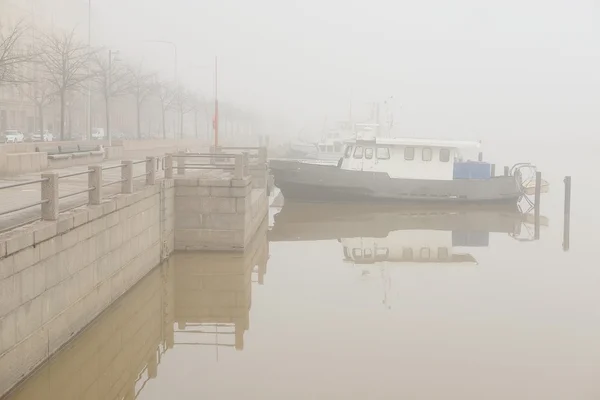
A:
[214,56,219,148]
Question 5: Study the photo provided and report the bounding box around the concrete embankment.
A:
[0,181,175,395]
[0,150,268,397]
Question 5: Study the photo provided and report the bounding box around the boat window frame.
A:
[353,146,364,159]
[344,145,353,158]
[420,247,431,259]
[352,248,363,258]
[402,247,413,260]
[376,146,390,160]
[404,146,415,161]
[365,147,374,160]
[422,147,433,162]
[439,148,450,162]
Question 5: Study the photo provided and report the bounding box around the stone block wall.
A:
[5,260,166,400]
[0,181,174,397]
[174,175,267,251]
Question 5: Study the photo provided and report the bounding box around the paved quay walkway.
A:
[0,160,163,232]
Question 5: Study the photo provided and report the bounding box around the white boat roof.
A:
[346,137,481,149]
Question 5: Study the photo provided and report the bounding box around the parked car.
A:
[30,130,54,142]
[91,128,105,140]
[2,130,25,143]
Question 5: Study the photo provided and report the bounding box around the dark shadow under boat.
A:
[269,201,531,242]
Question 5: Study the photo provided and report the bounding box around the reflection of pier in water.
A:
[269,202,548,264]
[5,222,268,400]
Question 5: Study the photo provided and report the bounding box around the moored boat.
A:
[270,136,536,204]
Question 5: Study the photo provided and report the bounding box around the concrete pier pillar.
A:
[146,157,156,185]
[88,165,102,205]
[41,172,59,221]
[165,154,173,179]
[121,160,133,194]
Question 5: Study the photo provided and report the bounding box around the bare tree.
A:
[155,80,175,139]
[38,30,94,140]
[91,51,133,141]
[172,86,195,139]
[129,65,155,139]
[19,78,55,135]
[0,21,35,84]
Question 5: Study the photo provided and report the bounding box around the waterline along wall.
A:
[0,148,268,397]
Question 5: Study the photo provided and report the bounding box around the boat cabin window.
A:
[334,142,343,152]
[404,147,415,161]
[364,248,373,258]
[439,148,450,162]
[402,247,413,260]
[365,148,374,159]
[327,145,334,153]
[422,148,432,162]
[376,147,390,160]
[352,248,363,258]
[319,145,326,152]
[420,248,431,259]
[375,248,389,261]
[353,146,363,159]
[344,145,352,158]
[343,247,351,259]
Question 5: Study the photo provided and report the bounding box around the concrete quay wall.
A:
[174,174,268,252]
[0,181,175,397]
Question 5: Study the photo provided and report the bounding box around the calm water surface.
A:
[5,140,600,399]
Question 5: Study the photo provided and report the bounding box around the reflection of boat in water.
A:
[269,202,547,264]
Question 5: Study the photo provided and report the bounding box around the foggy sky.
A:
[41,0,600,140]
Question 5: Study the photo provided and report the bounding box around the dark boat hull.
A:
[269,159,521,204]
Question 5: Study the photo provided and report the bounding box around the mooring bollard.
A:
[165,154,173,179]
[534,171,542,240]
[504,166,510,176]
[563,176,571,251]
[146,156,156,185]
[41,172,59,221]
[89,165,102,205]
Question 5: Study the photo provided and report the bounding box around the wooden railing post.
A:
[41,172,59,221]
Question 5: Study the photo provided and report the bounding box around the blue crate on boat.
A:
[453,161,492,179]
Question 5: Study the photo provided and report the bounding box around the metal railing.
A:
[0,156,159,224]
[166,152,252,179]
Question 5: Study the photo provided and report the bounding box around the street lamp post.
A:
[106,49,119,147]
[87,0,92,141]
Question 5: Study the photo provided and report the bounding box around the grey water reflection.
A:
[4,222,268,400]
[8,197,600,400]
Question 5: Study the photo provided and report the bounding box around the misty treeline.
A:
[0,20,209,141]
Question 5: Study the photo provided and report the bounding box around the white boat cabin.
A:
[340,137,481,180]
